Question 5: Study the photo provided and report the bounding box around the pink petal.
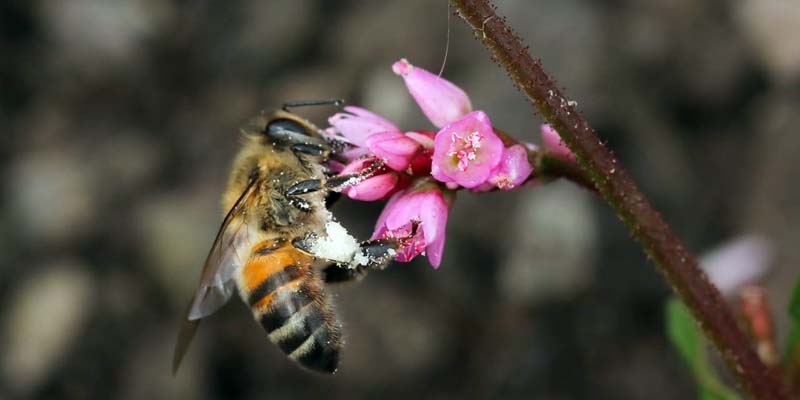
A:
[338,157,373,175]
[540,124,576,161]
[343,173,399,201]
[488,145,534,191]
[430,162,454,184]
[405,131,435,149]
[338,158,398,201]
[418,191,447,246]
[384,194,420,232]
[425,231,446,268]
[328,106,400,147]
[366,132,421,171]
[431,111,504,188]
[371,186,451,268]
[342,106,397,127]
[371,190,405,240]
[419,191,448,268]
[392,59,472,128]
[326,159,346,174]
[341,147,370,161]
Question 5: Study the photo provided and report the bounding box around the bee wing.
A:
[187,213,255,320]
[173,179,258,375]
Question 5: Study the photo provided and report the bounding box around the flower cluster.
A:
[324,59,575,268]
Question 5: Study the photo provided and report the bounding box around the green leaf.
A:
[790,276,800,320]
[786,276,800,366]
[665,297,740,400]
[666,297,702,370]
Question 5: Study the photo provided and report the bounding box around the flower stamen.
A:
[447,130,484,171]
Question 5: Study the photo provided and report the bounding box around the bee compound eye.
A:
[265,119,310,141]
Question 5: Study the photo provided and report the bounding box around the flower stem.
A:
[450,0,789,398]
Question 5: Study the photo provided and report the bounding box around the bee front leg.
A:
[290,142,351,166]
[285,159,384,197]
[290,143,330,158]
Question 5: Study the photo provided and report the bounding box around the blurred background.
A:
[2,0,799,399]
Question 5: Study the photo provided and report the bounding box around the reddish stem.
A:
[450,0,789,398]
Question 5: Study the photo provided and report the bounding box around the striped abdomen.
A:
[237,238,342,373]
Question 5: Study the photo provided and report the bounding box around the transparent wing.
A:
[173,179,258,374]
[187,214,255,320]
[187,179,259,320]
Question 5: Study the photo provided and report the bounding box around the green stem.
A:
[450,1,789,398]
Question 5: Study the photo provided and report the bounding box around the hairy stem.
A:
[450,0,789,398]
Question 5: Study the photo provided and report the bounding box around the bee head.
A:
[264,118,311,141]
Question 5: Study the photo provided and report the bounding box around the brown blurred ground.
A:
[2,1,800,399]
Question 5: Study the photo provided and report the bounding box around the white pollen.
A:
[308,213,361,267]
[351,251,369,268]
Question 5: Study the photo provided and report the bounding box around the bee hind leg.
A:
[321,238,400,283]
[357,238,399,269]
[322,264,367,283]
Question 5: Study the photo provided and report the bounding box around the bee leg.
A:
[288,197,312,212]
[322,263,368,283]
[286,160,384,197]
[286,179,323,196]
[289,142,353,167]
[321,238,401,284]
[357,238,399,269]
[290,143,331,158]
[285,175,356,196]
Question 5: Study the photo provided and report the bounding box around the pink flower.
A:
[328,106,400,147]
[405,130,435,149]
[365,131,421,172]
[700,235,772,297]
[540,124,576,161]
[393,59,472,128]
[372,184,450,268]
[487,145,534,190]
[431,111,504,188]
[338,158,400,201]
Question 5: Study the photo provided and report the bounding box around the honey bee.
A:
[172,101,405,374]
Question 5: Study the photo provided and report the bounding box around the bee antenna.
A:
[282,99,345,112]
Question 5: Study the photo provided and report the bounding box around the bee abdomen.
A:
[241,245,341,373]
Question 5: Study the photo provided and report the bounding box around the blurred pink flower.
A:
[700,235,772,297]
[540,124,576,161]
[431,111,504,188]
[392,58,472,128]
[372,185,450,268]
[338,157,400,201]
